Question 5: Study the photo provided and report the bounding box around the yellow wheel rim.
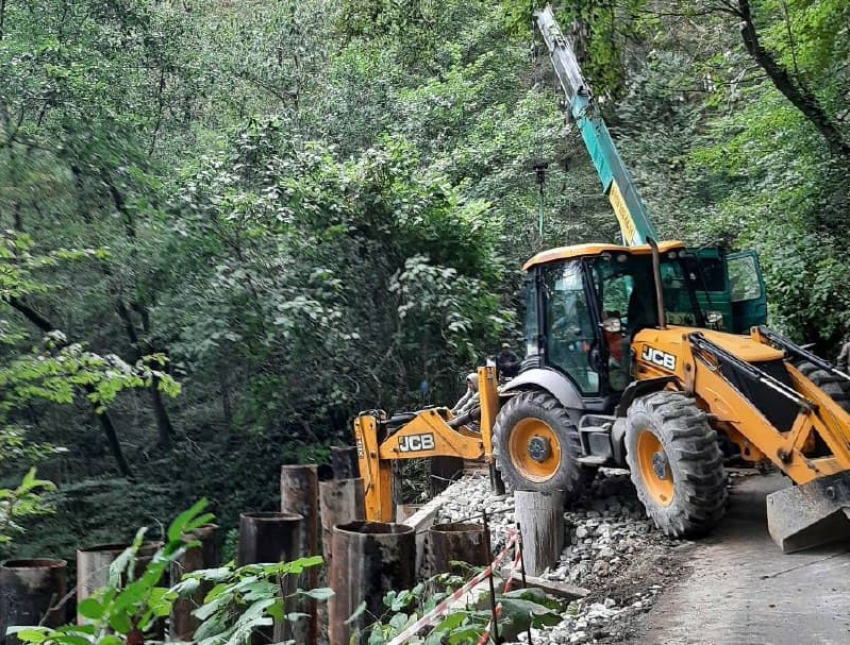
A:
[636,429,674,507]
[508,418,561,482]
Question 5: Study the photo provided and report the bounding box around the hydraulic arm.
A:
[535,5,656,246]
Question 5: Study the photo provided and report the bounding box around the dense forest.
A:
[2,0,849,561]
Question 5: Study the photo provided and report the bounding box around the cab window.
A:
[729,254,762,302]
[543,261,599,395]
[523,273,540,357]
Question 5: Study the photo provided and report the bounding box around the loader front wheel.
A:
[625,391,727,539]
[492,390,588,497]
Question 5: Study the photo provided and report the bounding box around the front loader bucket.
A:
[766,471,850,553]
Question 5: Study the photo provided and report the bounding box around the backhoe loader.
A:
[355,240,850,552]
[352,7,850,552]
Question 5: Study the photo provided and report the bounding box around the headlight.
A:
[706,311,723,325]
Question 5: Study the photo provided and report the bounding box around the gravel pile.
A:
[429,470,681,645]
[435,475,515,546]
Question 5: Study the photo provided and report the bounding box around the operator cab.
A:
[521,241,703,406]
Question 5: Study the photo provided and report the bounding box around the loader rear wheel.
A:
[492,390,588,497]
[625,391,727,539]
[795,361,850,412]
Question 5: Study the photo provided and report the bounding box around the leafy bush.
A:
[364,572,562,644]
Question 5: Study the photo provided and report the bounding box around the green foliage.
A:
[169,557,327,645]
[364,573,561,644]
[8,500,214,645]
[0,0,848,563]
[0,468,55,548]
[0,342,179,414]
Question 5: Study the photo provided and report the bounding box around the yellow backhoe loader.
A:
[354,240,850,552]
[352,7,850,552]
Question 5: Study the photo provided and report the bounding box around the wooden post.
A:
[76,542,161,624]
[280,465,319,645]
[318,478,365,572]
[169,525,218,641]
[0,559,66,645]
[329,522,415,645]
[429,523,489,575]
[514,490,565,576]
[330,446,359,479]
[238,512,304,643]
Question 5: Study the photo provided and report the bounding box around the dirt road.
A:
[630,473,850,645]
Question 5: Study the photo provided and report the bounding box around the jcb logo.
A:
[398,433,435,453]
[641,346,677,372]
[356,438,364,459]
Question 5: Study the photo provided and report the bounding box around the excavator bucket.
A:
[766,471,850,553]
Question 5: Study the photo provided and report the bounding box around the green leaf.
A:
[433,611,467,632]
[148,587,172,617]
[345,601,368,625]
[4,628,49,643]
[301,587,334,601]
[98,636,123,645]
[76,598,103,621]
[446,626,485,644]
[167,498,210,543]
[107,610,132,634]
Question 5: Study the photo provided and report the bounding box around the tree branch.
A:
[5,296,134,479]
[737,0,850,160]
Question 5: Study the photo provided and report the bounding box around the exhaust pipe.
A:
[648,238,666,330]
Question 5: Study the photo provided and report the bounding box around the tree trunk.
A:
[737,0,850,161]
[114,298,175,447]
[219,360,233,430]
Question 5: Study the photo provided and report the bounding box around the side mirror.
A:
[706,311,723,328]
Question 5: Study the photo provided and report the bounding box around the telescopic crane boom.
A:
[535,5,655,246]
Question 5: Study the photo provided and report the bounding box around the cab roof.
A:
[522,241,687,271]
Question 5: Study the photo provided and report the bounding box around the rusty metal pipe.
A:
[76,542,161,625]
[429,523,489,575]
[238,512,304,644]
[319,478,365,573]
[280,465,319,645]
[169,524,218,641]
[0,559,66,645]
[329,521,415,645]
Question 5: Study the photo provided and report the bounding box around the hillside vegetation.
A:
[1,0,848,556]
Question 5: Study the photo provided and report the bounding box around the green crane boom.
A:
[535,5,655,246]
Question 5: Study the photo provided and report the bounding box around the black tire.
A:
[795,360,850,411]
[625,391,727,538]
[492,390,588,497]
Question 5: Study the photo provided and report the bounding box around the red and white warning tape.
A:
[476,546,523,645]
[386,529,518,645]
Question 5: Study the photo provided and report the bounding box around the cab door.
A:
[727,250,767,333]
[685,248,732,331]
